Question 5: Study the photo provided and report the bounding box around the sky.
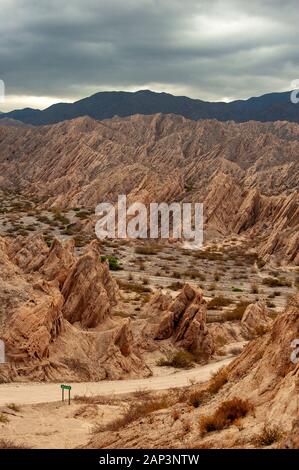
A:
[0,0,299,111]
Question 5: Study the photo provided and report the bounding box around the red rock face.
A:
[0,114,297,262]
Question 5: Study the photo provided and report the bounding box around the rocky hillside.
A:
[0,234,151,382]
[0,113,298,263]
[89,294,299,449]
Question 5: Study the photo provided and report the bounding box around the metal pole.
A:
[68,389,70,405]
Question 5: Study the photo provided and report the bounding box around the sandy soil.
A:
[0,357,232,449]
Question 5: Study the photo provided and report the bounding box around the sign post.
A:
[60,384,72,405]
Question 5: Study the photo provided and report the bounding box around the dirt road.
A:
[0,357,232,406]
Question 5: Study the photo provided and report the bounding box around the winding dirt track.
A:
[0,357,232,406]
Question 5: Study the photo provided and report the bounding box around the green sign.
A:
[60,384,72,405]
[60,384,72,390]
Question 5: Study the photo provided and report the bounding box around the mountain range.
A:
[0,89,298,125]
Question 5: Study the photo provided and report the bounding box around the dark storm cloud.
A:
[1,0,299,109]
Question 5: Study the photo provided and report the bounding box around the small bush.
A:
[208,367,228,395]
[53,211,70,225]
[117,280,151,294]
[0,413,9,424]
[199,397,253,435]
[75,210,91,220]
[135,245,158,255]
[232,287,243,292]
[172,271,182,279]
[94,396,171,432]
[157,351,195,369]
[262,277,292,288]
[7,403,20,412]
[100,255,121,271]
[251,283,259,294]
[0,439,27,449]
[188,389,206,408]
[171,409,181,421]
[168,281,184,291]
[208,296,233,310]
[254,424,284,446]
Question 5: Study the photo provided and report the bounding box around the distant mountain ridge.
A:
[0,89,298,125]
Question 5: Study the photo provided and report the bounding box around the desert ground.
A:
[0,115,298,450]
[0,358,232,449]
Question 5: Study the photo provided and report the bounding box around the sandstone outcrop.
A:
[241,301,273,338]
[62,240,117,328]
[0,235,149,382]
[154,284,215,358]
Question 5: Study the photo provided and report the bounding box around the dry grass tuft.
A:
[6,403,21,412]
[0,439,28,449]
[199,397,254,435]
[157,351,195,369]
[254,424,284,446]
[208,367,228,395]
[0,413,9,424]
[93,395,172,433]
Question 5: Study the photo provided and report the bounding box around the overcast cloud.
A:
[0,0,299,111]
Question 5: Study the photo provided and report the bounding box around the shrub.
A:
[171,409,181,421]
[208,367,228,394]
[6,403,20,412]
[157,351,195,369]
[100,255,120,271]
[251,283,259,294]
[168,281,184,291]
[53,210,70,225]
[254,424,284,446]
[172,271,182,279]
[187,270,206,281]
[262,277,292,288]
[0,439,27,449]
[232,287,243,292]
[188,389,206,408]
[135,245,158,255]
[117,280,151,294]
[94,396,171,432]
[199,397,253,435]
[75,210,91,220]
[208,296,233,310]
[0,413,9,424]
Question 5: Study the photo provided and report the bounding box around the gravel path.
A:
[0,357,233,406]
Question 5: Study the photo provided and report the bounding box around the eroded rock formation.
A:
[241,301,273,338]
[0,114,298,263]
[0,235,150,382]
[152,284,215,358]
